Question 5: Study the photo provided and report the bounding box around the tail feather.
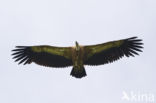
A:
[70,66,87,78]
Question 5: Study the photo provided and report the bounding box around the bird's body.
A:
[12,37,143,78]
[71,43,86,78]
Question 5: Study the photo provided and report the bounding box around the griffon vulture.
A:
[12,37,143,78]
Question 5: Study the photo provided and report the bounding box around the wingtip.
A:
[125,36,138,40]
[127,36,143,42]
[15,46,28,48]
[129,36,138,39]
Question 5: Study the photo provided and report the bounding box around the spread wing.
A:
[84,37,143,65]
[12,45,72,68]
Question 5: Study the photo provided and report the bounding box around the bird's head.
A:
[75,41,80,51]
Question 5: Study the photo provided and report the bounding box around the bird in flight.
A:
[12,37,143,78]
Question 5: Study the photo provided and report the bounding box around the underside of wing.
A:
[84,37,143,65]
[12,45,72,68]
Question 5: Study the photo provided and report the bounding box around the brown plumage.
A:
[12,37,143,78]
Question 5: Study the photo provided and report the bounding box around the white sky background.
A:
[0,0,156,103]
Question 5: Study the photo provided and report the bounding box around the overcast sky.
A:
[0,0,156,103]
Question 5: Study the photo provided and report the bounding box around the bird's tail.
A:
[70,66,86,78]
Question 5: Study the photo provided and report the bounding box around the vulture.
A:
[12,37,143,78]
